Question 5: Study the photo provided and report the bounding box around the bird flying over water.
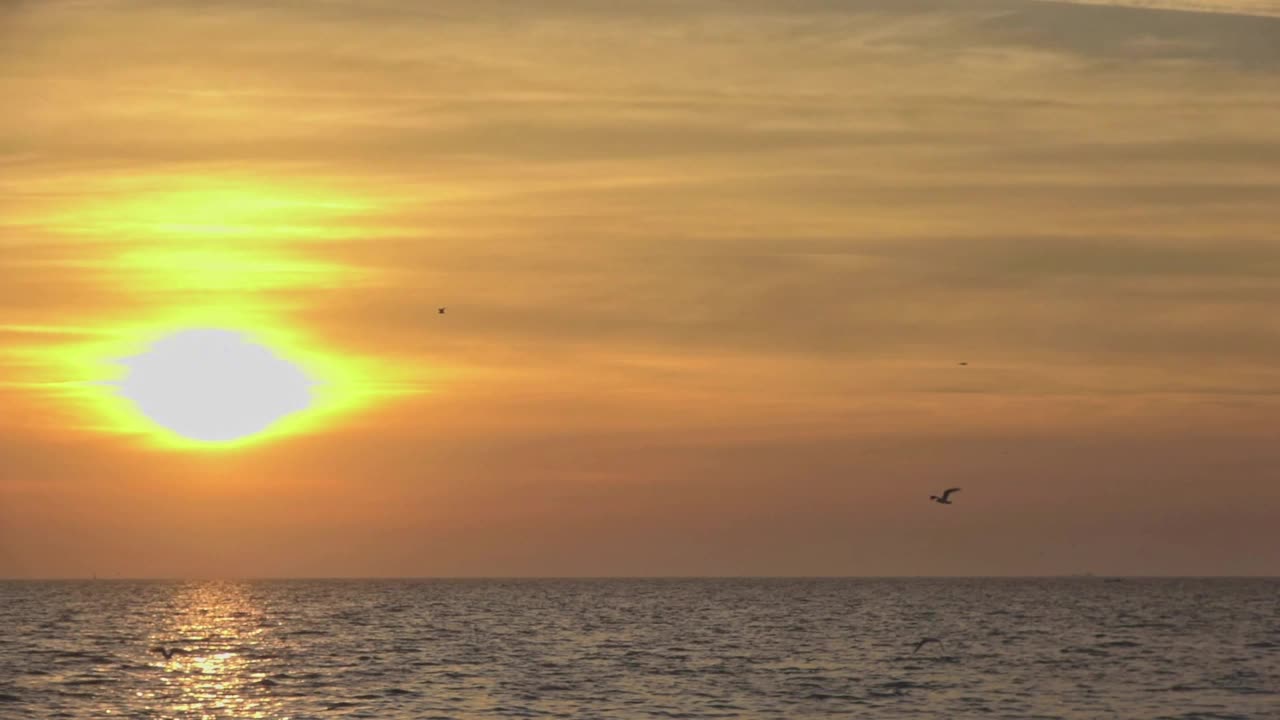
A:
[913,637,943,653]
[930,488,961,505]
[150,646,187,660]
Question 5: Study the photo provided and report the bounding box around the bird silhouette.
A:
[912,637,944,653]
[958,362,968,366]
[929,488,961,505]
[438,307,446,314]
[150,646,187,660]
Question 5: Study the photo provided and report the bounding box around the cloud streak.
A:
[2,0,1279,576]
[1038,0,1280,18]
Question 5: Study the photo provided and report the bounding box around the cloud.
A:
[5,0,1280,405]
[4,0,1280,577]
[994,1,1280,69]
[1037,0,1280,18]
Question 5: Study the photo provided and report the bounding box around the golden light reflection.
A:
[145,583,281,720]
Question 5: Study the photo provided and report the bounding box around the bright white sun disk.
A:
[113,328,314,442]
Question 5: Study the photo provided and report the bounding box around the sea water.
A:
[0,578,1275,718]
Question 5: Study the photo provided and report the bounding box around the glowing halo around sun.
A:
[11,176,426,450]
[48,307,407,451]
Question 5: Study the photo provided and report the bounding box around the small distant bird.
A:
[958,362,968,366]
[150,646,186,660]
[438,307,446,314]
[930,488,961,505]
[913,637,944,654]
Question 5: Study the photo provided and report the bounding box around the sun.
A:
[4,176,426,449]
[112,329,314,444]
[52,308,396,451]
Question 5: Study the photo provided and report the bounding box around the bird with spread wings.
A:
[930,488,961,505]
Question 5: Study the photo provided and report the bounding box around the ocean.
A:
[0,578,1275,719]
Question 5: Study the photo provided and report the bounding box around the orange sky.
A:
[2,0,1279,577]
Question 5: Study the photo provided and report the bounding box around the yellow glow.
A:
[111,246,361,292]
[43,176,377,242]
[0,173,433,449]
[53,309,419,451]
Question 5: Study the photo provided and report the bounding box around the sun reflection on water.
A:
[142,582,286,720]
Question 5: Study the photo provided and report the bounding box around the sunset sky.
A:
[2,0,1278,578]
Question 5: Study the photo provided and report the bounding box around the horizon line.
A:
[2,574,1277,581]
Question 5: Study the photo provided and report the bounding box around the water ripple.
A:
[0,578,1276,718]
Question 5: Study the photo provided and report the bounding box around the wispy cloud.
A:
[3,0,1280,576]
[1037,0,1280,18]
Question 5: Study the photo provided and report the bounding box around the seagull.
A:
[930,488,961,505]
[913,637,944,654]
[438,307,446,314]
[150,646,187,660]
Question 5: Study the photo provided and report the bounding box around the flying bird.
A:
[913,637,944,654]
[930,488,961,505]
[438,307,446,314]
[150,646,187,660]
[958,362,968,366]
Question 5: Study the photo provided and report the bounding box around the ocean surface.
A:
[0,578,1275,719]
